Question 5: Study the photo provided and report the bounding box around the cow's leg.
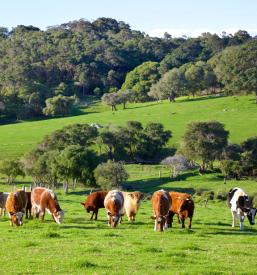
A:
[169,212,175,228]
[154,219,157,231]
[181,216,185,228]
[94,209,98,220]
[188,216,193,229]
[119,216,123,224]
[40,210,45,222]
[90,211,94,220]
[240,216,244,231]
[231,210,236,227]
[107,215,111,226]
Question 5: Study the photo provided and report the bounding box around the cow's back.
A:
[6,190,27,213]
[104,190,124,215]
[152,191,170,217]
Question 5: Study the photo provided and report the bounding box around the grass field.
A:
[0,94,257,159]
[0,169,257,274]
[0,94,257,274]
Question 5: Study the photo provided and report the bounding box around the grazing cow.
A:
[168,192,194,229]
[0,192,9,216]
[81,191,108,220]
[227,187,257,231]
[31,187,64,224]
[104,190,124,228]
[122,191,144,221]
[26,192,32,219]
[151,190,171,232]
[6,190,27,226]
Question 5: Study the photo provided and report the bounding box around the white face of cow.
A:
[53,211,64,224]
[247,208,257,225]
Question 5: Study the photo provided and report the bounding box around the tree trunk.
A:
[123,102,126,109]
[255,92,257,104]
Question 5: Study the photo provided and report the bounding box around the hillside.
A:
[0,94,256,160]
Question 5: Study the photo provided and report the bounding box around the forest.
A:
[0,17,256,120]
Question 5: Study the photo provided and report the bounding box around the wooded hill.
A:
[0,18,256,120]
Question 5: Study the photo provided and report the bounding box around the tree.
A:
[53,145,98,189]
[94,160,129,190]
[0,159,25,184]
[161,154,196,177]
[209,40,257,103]
[148,68,186,102]
[240,137,257,176]
[101,92,120,111]
[140,122,172,158]
[118,89,134,109]
[121,61,160,102]
[181,121,229,172]
[43,95,76,117]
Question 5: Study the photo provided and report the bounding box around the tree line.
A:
[0,18,254,120]
[0,121,256,190]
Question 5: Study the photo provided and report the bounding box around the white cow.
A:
[227,187,257,231]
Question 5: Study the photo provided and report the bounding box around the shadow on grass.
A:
[207,229,257,236]
[126,103,159,110]
[177,94,225,104]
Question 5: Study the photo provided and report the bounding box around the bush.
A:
[94,160,129,190]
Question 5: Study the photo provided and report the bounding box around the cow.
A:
[81,191,108,220]
[227,187,257,231]
[104,190,124,228]
[122,191,144,221]
[0,192,9,216]
[25,192,32,219]
[31,187,64,224]
[168,192,194,229]
[6,190,27,226]
[151,190,171,232]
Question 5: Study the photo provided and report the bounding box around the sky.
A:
[1,0,257,37]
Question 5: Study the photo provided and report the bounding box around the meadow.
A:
[0,168,257,274]
[0,94,257,274]
[0,94,257,160]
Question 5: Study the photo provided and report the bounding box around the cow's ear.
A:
[140,193,144,200]
[81,202,85,206]
[150,216,156,220]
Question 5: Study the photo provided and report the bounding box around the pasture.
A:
[0,94,257,159]
[0,168,257,274]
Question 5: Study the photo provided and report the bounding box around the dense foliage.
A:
[0,17,254,120]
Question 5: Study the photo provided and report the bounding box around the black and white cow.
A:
[227,187,257,231]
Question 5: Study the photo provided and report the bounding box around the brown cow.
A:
[6,190,27,226]
[25,192,32,219]
[122,191,144,221]
[168,192,194,229]
[31,187,64,224]
[81,191,108,220]
[104,190,124,228]
[151,190,171,232]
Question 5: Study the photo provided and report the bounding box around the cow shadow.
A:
[207,229,257,236]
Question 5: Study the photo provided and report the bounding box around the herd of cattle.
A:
[0,186,256,231]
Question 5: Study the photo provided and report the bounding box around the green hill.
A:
[0,94,256,159]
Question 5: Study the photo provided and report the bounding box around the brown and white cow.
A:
[6,190,27,226]
[168,192,194,229]
[104,190,124,228]
[122,191,144,221]
[81,191,108,220]
[151,190,171,232]
[31,187,64,224]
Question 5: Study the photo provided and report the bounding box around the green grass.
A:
[0,174,257,274]
[0,94,257,273]
[0,94,257,159]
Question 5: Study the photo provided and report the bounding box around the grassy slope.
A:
[0,95,257,273]
[0,94,257,159]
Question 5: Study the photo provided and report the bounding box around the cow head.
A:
[10,211,24,226]
[81,202,93,213]
[247,208,257,225]
[52,210,64,224]
[107,211,123,228]
[128,192,144,203]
